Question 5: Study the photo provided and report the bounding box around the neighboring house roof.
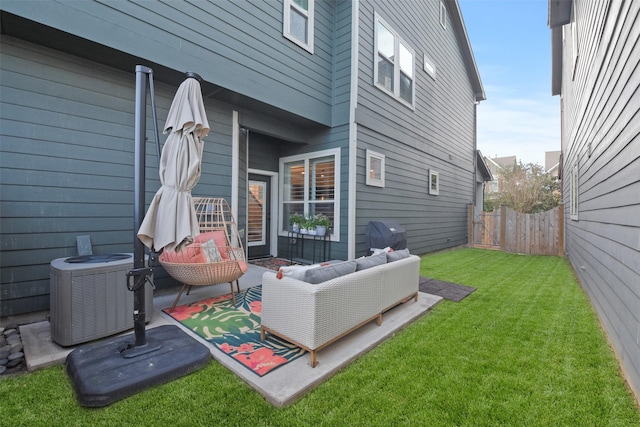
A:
[476,150,493,181]
[545,150,561,174]
[447,0,486,102]
[485,155,517,171]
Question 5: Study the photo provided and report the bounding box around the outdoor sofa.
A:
[260,250,420,367]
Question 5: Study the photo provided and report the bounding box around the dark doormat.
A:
[419,277,476,302]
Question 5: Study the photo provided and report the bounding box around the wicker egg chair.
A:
[160,197,247,311]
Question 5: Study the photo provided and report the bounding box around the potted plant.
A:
[314,214,331,236]
[300,215,317,235]
[289,213,304,232]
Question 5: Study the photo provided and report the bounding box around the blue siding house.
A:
[0,0,484,316]
[549,0,640,401]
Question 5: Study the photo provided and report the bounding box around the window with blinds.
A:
[280,148,340,238]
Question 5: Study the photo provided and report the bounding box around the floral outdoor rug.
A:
[248,257,300,271]
[163,286,306,376]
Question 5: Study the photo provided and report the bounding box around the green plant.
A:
[300,215,317,230]
[289,213,304,225]
[314,214,331,228]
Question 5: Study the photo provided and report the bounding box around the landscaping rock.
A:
[0,345,10,360]
[0,325,26,376]
[7,334,21,345]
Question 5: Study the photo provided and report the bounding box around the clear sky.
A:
[458,0,561,167]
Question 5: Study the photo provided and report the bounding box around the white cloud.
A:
[477,92,561,167]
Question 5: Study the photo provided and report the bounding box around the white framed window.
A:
[283,0,314,53]
[366,150,385,187]
[424,54,436,80]
[570,163,579,220]
[439,1,447,29]
[374,13,415,108]
[280,148,340,239]
[429,170,440,195]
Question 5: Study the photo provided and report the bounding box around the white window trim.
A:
[366,149,385,187]
[570,163,579,220]
[283,0,315,54]
[424,53,436,80]
[373,13,416,109]
[429,170,440,195]
[439,2,447,29]
[279,148,340,241]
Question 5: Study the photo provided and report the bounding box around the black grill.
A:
[364,220,407,251]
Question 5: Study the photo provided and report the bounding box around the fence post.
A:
[500,204,506,251]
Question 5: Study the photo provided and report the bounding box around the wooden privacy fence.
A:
[468,204,564,256]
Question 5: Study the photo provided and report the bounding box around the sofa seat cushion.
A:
[304,260,357,284]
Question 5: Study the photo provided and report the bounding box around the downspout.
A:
[347,0,359,260]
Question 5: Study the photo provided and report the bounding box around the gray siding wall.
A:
[560,0,640,399]
[0,37,240,315]
[354,0,477,256]
[2,0,335,126]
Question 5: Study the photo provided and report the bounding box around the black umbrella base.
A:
[66,325,210,407]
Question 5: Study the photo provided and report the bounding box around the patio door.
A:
[247,174,271,259]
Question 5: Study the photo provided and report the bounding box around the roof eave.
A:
[447,0,486,102]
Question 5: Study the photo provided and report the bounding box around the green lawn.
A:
[1,248,638,426]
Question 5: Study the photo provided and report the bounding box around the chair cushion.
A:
[386,248,411,262]
[356,252,387,271]
[304,260,357,284]
[160,244,208,264]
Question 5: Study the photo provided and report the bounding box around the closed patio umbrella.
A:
[138,76,209,253]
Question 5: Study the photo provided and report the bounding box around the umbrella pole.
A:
[123,65,158,355]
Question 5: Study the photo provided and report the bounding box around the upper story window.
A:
[366,149,385,187]
[284,0,315,53]
[439,1,447,29]
[280,148,340,239]
[374,14,415,108]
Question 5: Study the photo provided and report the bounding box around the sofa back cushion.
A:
[305,260,357,284]
[387,248,411,262]
[356,252,387,271]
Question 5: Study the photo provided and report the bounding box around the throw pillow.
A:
[194,230,229,260]
[371,246,392,256]
[386,248,410,262]
[201,239,222,262]
[304,260,357,284]
[276,263,323,280]
[355,252,387,271]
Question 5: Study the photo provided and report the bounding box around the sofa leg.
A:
[310,350,317,368]
[414,292,419,302]
[376,313,382,326]
[260,326,265,341]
